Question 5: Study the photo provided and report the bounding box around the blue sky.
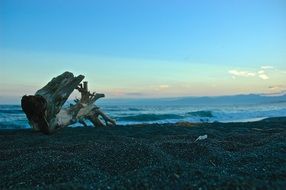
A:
[1,0,286,103]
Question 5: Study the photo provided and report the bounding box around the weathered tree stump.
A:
[21,71,116,134]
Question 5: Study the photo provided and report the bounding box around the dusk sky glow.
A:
[1,0,286,103]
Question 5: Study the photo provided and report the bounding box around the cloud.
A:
[228,70,256,77]
[258,74,269,80]
[159,84,169,89]
[261,65,274,69]
[268,85,286,91]
[229,68,270,80]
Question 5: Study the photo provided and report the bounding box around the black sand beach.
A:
[0,117,286,189]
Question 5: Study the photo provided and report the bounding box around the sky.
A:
[0,0,286,103]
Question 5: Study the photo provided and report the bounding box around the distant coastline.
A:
[99,93,286,106]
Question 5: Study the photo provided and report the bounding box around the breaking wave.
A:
[118,114,184,122]
[186,111,213,117]
[1,102,286,127]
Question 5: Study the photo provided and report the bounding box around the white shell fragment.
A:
[194,134,208,142]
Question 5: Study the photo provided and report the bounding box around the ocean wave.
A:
[102,107,144,112]
[0,103,286,128]
[128,108,144,111]
[0,109,24,114]
[102,108,123,112]
[118,114,184,122]
[186,110,213,117]
[0,122,26,129]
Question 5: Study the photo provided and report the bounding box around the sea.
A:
[1,97,286,129]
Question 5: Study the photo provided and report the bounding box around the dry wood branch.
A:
[21,71,116,134]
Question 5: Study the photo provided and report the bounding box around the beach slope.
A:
[0,117,286,189]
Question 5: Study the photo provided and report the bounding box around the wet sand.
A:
[0,117,286,189]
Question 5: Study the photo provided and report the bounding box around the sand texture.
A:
[0,117,286,189]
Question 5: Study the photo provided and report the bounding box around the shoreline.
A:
[0,117,285,189]
[0,116,283,130]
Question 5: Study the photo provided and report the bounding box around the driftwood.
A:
[21,71,116,134]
